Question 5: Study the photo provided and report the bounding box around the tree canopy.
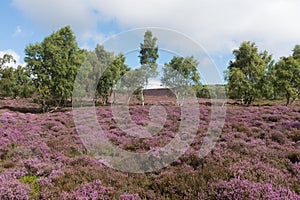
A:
[0,54,34,98]
[88,45,129,104]
[272,55,300,105]
[225,41,273,105]
[25,26,87,111]
[161,56,201,106]
[1,26,300,107]
[0,54,15,69]
[139,30,159,86]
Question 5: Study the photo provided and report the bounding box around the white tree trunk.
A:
[141,88,145,106]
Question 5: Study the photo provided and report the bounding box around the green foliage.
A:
[20,175,39,197]
[161,56,201,105]
[162,56,200,86]
[272,56,300,105]
[14,66,35,98]
[93,45,114,104]
[96,46,129,104]
[195,85,210,98]
[292,44,300,60]
[139,30,159,85]
[78,45,129,104]
[0,54,17,98]
[25,26,87,111]
[225,67,248,100]
[225,42,300,105]
[0,54,15,69]
[0,67,16,97]
[0,65,34,98]
[115,69,145,103]
[200,84,226,99]
[225,41,273,105]
[136,30,159,106]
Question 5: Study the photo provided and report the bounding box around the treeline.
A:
[225,41,300,106]
[0,26,207,111]
[0,26,299,110]
[0,55,34,98]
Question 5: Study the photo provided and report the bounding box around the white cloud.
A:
[0,49,24,68]
[12,0,300,59]
[147,79,164,89]
[12,0,101,42]
[13,26,22,37]
[91,0,300,58]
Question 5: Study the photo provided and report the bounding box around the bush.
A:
[61,180,112,200]
[212,178,300,200]
[270,131,286,144]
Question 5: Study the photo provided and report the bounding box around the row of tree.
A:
[0,26,299,110]
[0,26,206,111]
[0,54,34,98]
[225,41,300,105]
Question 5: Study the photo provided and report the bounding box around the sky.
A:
[1,0,300,85]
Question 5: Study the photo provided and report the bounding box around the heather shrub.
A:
[151,164,206,199]
[35,177,61,199]
[227,140,246,154]
[120,193,141,200]
[270,130,286,144]
[263,115,280,122]
[179,150,205,169]
[289,129,300,142]
[290,122,300,130]
[61,180,112,200]
[286,152,300,164]
[231,122,250,133]
[1,99,300,198]
[0,179,31,200]
[291,162,300,194]
[228,160,288,186]
[0,145,10,160]
[24,158,53,176]
[212,178,300,200]
[2,160,15,168]
[0,169,31,200]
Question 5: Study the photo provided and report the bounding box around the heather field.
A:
[0,98,300,199]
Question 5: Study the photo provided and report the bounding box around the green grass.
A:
[20,175,39,198]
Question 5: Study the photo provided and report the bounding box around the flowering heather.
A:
[0,98,299,199]
[212,178,300,200]
[0,169,31,199]
[120,193,141,200]
[61,180,112,200]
